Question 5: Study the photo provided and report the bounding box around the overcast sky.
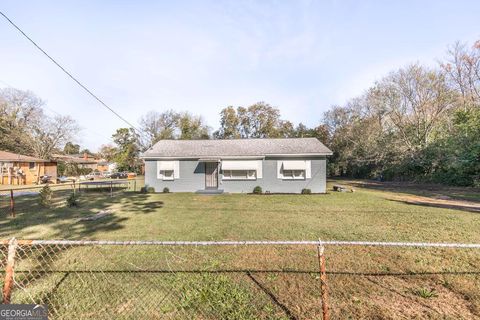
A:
[1,1,479,151]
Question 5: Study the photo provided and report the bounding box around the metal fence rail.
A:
[0,179,140,217]
[1,238,479,319]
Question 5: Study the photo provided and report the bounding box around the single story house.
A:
[141,138,332,193]
[0,150,57,185]
[52,153,99,171]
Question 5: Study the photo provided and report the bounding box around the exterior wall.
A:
[145,156,327,193]
[0,161,57,185]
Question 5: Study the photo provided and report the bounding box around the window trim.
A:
[282,169,306,180]
[28,162,36,170]
[222,169,257,181]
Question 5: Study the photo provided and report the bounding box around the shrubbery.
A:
[253,186,262,194]
[301,188,311,194]
[39,185,52,207]
[66,193,79,207]
[163,187,170,193]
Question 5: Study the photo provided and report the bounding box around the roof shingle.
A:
[0,150,49,162]
[142,138,332,158]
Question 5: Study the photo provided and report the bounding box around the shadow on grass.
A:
[0,191,163,239]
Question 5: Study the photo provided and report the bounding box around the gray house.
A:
[141,138,332,193]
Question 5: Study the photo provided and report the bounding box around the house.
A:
[141,138,332,193]
[0,150,57,185]
[52,153,99,171]
[52,153,117,173]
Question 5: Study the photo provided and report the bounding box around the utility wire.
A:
[0,78,116,145]
[0,10,144,137]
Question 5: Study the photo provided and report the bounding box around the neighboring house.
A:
[52,154,98,170]
[141,138,332,193]
[0,150,57,185]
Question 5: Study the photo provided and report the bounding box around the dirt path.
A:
[388,194,480,213]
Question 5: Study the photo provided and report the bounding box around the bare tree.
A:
[441,41,480,108]
[28,115,79,159]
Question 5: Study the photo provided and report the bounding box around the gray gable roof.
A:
[142,138,332,158]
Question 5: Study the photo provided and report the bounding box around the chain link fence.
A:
[1,240,480,319]
[0,179,140,217]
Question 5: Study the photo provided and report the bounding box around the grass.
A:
[1,180,480,319]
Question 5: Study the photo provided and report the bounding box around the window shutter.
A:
[257,160,263,179]
[305,160,311,179]
[277,161,283,179]
[174,161,180,179]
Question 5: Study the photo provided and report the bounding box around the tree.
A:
[440,41,480,108]
[98,144,117,161]
[0,88,44,155]
[214,106,241,139]
[0,88,79,159]
[64,142,80,154]
[139,110,179,148]
[215,102,286,138]
[138,110,210,146]
[112,128,141,172]
[177,112,210,139]
[29,115,79,159]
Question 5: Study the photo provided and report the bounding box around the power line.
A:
[0,10,144,137]
[0,78,116,145]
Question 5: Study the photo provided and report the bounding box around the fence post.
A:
[72,181,76,196]
[9,189,15,218]
[2,237,18,304]
[134,179,137,192]
[110,181,113,197]
[317,240,330,320]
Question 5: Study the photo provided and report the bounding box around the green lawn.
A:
[1,181,480,319]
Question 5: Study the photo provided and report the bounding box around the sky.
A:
[1,1,479,151]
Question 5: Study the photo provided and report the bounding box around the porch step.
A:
[195,189,225,195]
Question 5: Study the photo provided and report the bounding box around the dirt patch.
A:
[388,194,480,213]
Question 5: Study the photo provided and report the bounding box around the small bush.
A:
[301,188,312,194]
[66,193,79,207]
[140,186,155,193]
[414,287,438,299]
[163,187,170,193]
[147,187,155,193]
[39,184,52,207]
[253,186,262,194]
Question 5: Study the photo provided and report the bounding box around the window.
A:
[29,162,36,170]
[161,170,174,181]
[157,161,179,180]
[282,169,305,180]
[222,170,256,180]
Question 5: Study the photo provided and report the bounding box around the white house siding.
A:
[144,156,327,193]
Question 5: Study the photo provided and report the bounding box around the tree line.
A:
[1,39,478,186]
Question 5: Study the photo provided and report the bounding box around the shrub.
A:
[66,193,79,207]
[163,187,170,193]
[253,186,262,194]
[301,188,312,194]
[39,184,52,207]
[414,287,438,299]
[147,187,155,193]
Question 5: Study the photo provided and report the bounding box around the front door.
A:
[205,162,218,189]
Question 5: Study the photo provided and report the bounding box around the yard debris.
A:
[79,210,112,221]
[333,185,354,193]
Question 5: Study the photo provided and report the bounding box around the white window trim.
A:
[277,160,311,180]
[282,169,306,180]
[157,161,180,180]
[222,169,257,181]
